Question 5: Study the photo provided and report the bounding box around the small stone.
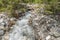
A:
[4,35,9,40]
[0,30,4,36]
[0,26,4,30]
[46,35,51,40]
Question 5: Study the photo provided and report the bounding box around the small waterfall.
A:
[8,12,35,40]
[1,11,60,40]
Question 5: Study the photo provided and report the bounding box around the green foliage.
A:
[0,0,60,15]
[33,0,42,3]
[0,0,20,11]
[44,0,60,14]
[0,0,42,12]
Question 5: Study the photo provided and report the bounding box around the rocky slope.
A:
[0,11,60,40]
[0,4,60,40]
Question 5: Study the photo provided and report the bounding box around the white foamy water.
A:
[8,12,35,40]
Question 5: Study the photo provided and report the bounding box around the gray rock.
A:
[1,12,60,40]
[0,30,4,36]
[30,14,60,40]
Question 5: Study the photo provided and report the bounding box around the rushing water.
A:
[1,11,60,40]
[8,12,35,40]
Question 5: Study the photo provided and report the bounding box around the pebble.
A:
[0,30,4,36]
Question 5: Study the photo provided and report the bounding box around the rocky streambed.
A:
[0,12,60,40]
[0,10,60,40]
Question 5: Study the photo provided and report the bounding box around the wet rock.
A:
[0,13,16,40]
[7,11,60,40]
[0,30,4,36]
[30,14,60,40]
[1,11,60,40]
[12,10,25,19]
[8,18,16,27]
